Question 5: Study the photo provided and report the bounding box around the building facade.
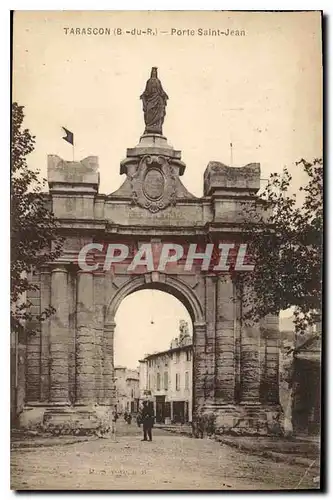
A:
[139,325,193,424]
[114,366,140,415]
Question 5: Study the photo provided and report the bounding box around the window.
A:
[156,373,161,391]
[148,374,152,390]
[186,350,192,362]
[176,352,180,363]
[176,373,180,391]
[164,372,168,390]
[131,389,134,398]
[185,371,189,391]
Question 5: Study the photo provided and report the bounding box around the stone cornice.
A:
[53,218,256,237]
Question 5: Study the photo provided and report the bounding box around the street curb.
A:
[159,426,320,469]
[215,436,320,469]
[11,436,98,449]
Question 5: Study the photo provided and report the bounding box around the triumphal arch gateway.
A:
[20,69,281,435]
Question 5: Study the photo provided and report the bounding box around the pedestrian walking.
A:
[141,401,154,442]
[111,406,118,442]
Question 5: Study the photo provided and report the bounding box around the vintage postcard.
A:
[11,10,323,491]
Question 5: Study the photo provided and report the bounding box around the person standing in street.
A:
[111,406,118,442]
[141,401,154,442]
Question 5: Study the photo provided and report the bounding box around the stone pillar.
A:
[50,266,70,404]
[103,321,116,405]
[240,287,261,403]
[67,270,76,404]
[93,272,105,404]
[260,314,280,404]
[234,286,242,402]
[75,269,95,405]
[215,275,235,402]
[203,276,217,403]
[40,267,51,402]
[192,321,208,415]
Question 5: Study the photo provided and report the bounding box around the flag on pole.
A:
[62,127,74,145]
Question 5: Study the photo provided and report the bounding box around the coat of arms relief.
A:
[130,155,177,213]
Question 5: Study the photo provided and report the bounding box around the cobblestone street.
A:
[11,421,318,490]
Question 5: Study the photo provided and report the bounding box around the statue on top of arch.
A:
[140,67,168,135]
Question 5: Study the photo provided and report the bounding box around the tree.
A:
[238,158,323,333]
[11,102,63,335]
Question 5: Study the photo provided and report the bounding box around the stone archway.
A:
[20,76,282,435]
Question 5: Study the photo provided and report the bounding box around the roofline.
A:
[139,343,193,361]
[284,333,321,357]
[294,333,321,354]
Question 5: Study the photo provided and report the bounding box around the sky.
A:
[12,11,322,368]
[114,290,192,368]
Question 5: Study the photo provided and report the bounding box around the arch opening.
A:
[105,274,204,326]
[111,279,198,425]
